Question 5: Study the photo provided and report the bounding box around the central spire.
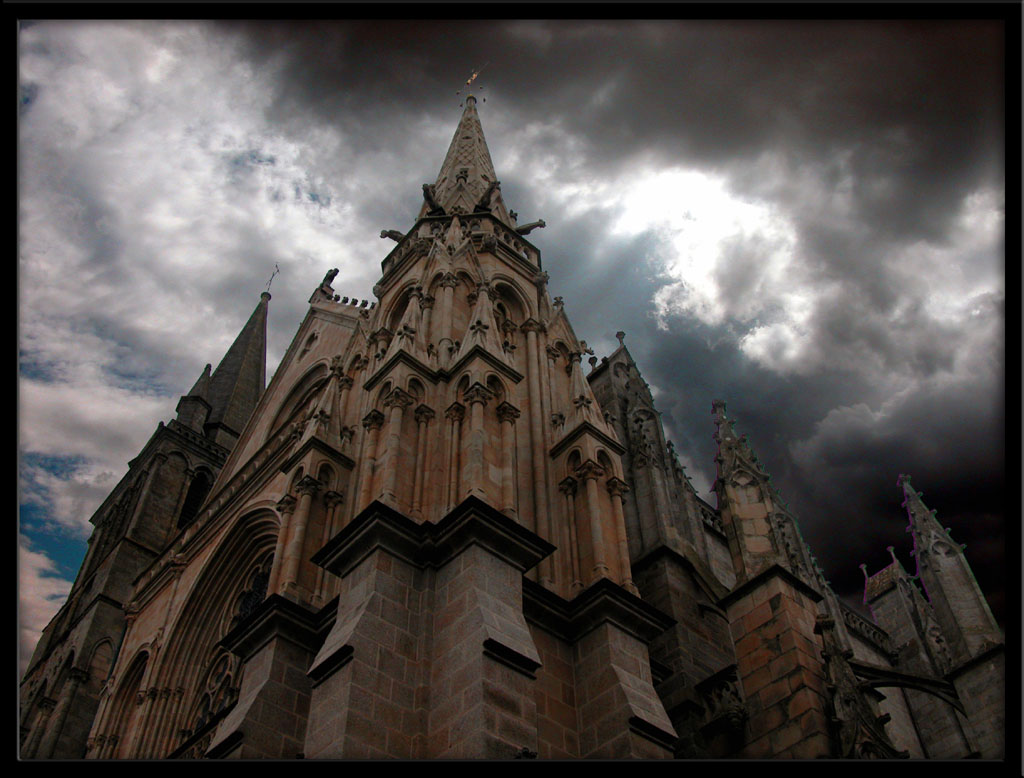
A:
[420,95,515,227]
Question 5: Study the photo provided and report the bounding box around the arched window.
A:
[187,648,240,747]
[177,470,213,530]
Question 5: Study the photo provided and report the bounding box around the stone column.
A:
[419,294,435,352]
[355,410,386,513]
[337,375,354,426]
[495,401,520,517]
[411,405,435,517]
[305,498,554,759]
[314,490,345,605]
[281,475,323,595]
[462,382,493,501]
[38,667,87,757]
[606,476,638,594]
[576,460,610,580]
[139,686,174,759]
[24,697,57,758]
[127,687,160,757]
[381,388,414,506]
[558,476,583,592]
[437,272,459,367]
[268,494,297,595]
[445,403,465,510]
[522,319,552,585]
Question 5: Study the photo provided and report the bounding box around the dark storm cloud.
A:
[19,18,1006,650]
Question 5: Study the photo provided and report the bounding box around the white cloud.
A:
[19,537,73,676]
[603,166,801,330]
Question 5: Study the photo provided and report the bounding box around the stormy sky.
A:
[18,19,1007,670]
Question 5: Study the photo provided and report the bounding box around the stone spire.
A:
[175,363,213,432]
[204,292,270,449]
[421,95,515,227]
[711,400,819,587]
[898,474,1002,662]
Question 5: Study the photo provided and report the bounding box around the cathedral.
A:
[20,93,1004,760]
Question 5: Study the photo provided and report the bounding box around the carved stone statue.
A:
[422,184,445,216]
[474,180,501,212]
[380,229,404,242]
[515,219,546,235]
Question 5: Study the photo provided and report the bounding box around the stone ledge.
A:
[311,497,555,578]
[633,543,731,603]
[218,593,325,662]
[946,640,1005,681]
[523,576,675,645]
[718,563,823,611]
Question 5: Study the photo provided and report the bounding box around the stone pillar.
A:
[462,382,493,500]
[437,272,458,367]
[138,686,173,759]
[268,494,297,595]
[411,405,435,517]
[495,401,520,517]
[576,460,610,580]
[381,388,414,506]
[305,497,554,759]
[419,294,435,352]
[207,596,321,759]
[445,403,465,510]
[720,566,832,758]
[281,475,323,595]
[522,319,552,585]
[24,697,57,758]
[38,667,87,758]
[355,410,386,512]
[558,476,583,592]
[606,477,638,595]
[556,580,677,759]
[313,490,345,606]
[337,375,354,425]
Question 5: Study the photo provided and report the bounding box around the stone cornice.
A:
[217,593,325,663]
[377,214,542,294]
[718,563,824,611]
[945,640,1005,682]
[164,419,231,463]
[311,496,554,581]
[522,576,675,646]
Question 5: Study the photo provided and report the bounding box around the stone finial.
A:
[859,563,869,579]
[615,331,625,346]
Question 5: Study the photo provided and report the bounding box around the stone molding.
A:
[217,593,324,665]
[311,496,555,581]
[522,576,675,646]
[717,563,824,611]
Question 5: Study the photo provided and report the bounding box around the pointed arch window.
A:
[177,470,213,530]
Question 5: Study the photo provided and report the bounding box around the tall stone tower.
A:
[20,93,1004,761]
[20,293,270,759]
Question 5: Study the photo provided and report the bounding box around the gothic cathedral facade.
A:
[20,95,1004,760]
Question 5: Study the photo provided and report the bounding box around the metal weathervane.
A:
[455,63,489,106]
[264,263,280,293]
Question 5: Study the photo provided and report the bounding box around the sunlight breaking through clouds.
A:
[604,166,804,338]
